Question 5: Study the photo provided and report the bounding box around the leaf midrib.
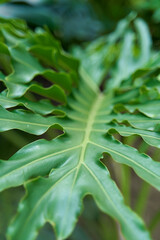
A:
[18,92,105,233]
[54,92,108,236]
[76,92,104,169]
[73,94,104,188]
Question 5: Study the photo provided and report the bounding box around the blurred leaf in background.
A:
[131,0,160,48]
[1,0,160,47]
[0,0,105,43]
[133,0,160,23]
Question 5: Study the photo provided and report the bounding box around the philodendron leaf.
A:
[0,17,160,240]
[0,18,79,117]
[0,75,160,240]
[0,80,151,240]
[0,18,79,104]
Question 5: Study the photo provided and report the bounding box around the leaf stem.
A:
[120,135,136,205]
[120,164,131,205]
[1,131,29,148]
[134,181,150,216]
[148,210,160,232]
[134,140,151,216]
[152,148,160,162]
[138,140,149,153]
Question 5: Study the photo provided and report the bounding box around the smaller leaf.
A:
[0,93,65,116]
[0,106,63,134]
[105,122,160,148]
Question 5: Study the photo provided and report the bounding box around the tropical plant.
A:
[0,14,160,240]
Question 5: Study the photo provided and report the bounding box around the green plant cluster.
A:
[0,14,160,240]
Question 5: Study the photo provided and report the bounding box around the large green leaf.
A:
[0,17,160,240]
[1,75,160,240]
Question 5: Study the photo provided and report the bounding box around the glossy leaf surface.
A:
[0,17,160,240]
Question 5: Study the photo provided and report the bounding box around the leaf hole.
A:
[36,223,55,240]
[33,75,53,88]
